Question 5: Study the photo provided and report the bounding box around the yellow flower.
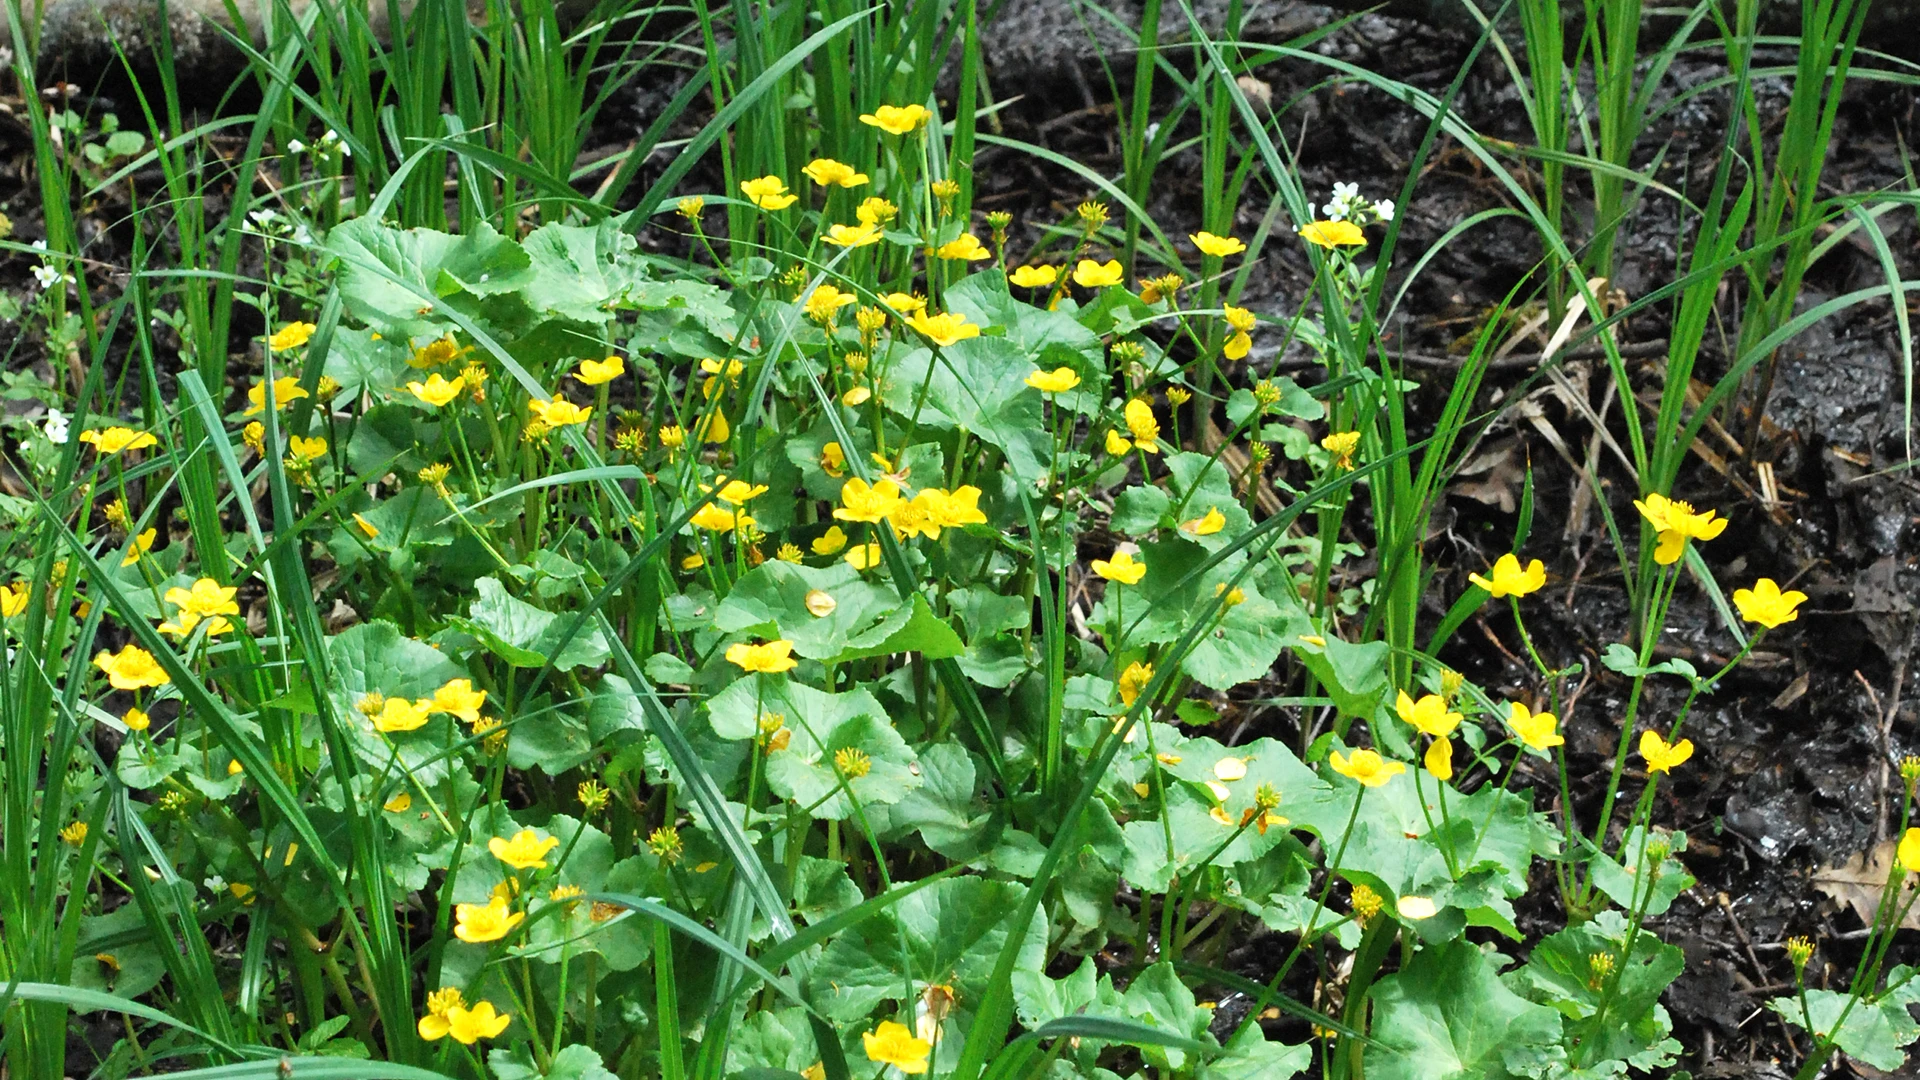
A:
[1396,895,1439,920]
[371,697,433,733]
[353,513,379,538]
[288,435,328,461]
[1091,550,1146,585]
[79,427,159,454]
[935,234,991,261]
[1395,690,1462,738]
[418,987,465,1041]
[574,356,625,386]
[844,542,885,570]
[122,707,151,732]
[859,104,932,136]
[531,398,592,428]
[802,158,869,188]
[120,528,157,566]
[690,504,745,532]
[863,1020,932,1074]
[1071,258,1124,288]
[881,291,927,315]
[680,554,706,571]
[165,578,240,620]
[453,895,524,943]
[1321,430,1360,469]
[0,582,27,617]
[268,322,316,351]
[820,442,847,477]
[1470,553,1547,599]
[1639,730,1693,774]
[1124,399,1160,452]
[158,610,234,640]
[857,197,899,225]
[711,478,770,505]
[1222,305,1257,361]
[835,477,905,523]
[777,543,804,564]
[813,525,850,555]
[823,222,884,248]
[727,639,798,673]
[94,645,170,690]
[407,373,466,408]
[1299,220,1367,249]
[431,678,488,724]
[1733,578,1807,629]
[1191,231,1247,258]
[1424,736,1453,781]
[1025,367,1080,394]
[1009,264,1059,288]
[700,410,730,444]
[1180,507,1226,536]
[489,829,560,870]
[900,486,987,539]
[1117,661,1153,707]
[1898,827,1920,872]
[1329,748,1405,787]
[1632,492,1727,564]
[1104,429,1133,455]
[1507,702,1564,751]
[741,175,798,210]
[904,310,980,348]
[245,377,309,415]
[60,821,88,846]
[409,334,467,369]
[384,792,412,812]
[805,284,859,323]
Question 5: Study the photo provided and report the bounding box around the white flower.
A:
[291,224,314,245]
[1374,198,1396,222]
[31,264,68,290]
[248,208,280,229]
[287,138,306,153]
[30,239,47,251]
[44,408,69,445]
[203,874,226,894]
[1332,181,1359,202]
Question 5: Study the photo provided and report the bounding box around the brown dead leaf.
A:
[1812,841,1920,930]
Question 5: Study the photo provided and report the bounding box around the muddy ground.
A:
[4,3,1919,1075]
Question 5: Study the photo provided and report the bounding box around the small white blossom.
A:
[248,208,280,230]
[203,875,226,894]
[31,264,70,290]
[44,408,70,445]
[1375,198,1396,222]
[287,138,306,153]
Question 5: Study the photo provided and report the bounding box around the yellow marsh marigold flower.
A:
[1470,553,1547,599]
[407,373,466,408]
[1222,305,1257,360]
[802,158,869,188]
[777,543,804,563]
[453,895,524,943]
[820,442,847,477]
[1191,231,1247,258]
[903,487,987,538]
[0,582,28,617]
[242,422,265,453]
[1140,273,1184,305]
[1639,730,1694,774]
[1124,399,1160,452]
[80,427,159,454]
[245,377,309,415]
[823,222,883,248]
[1424,736,1453,781]
[1395,690,1462,738]
[1898,827,1920,872]
[845,542,885,570]
[384,792,412,813]
[1351,883,1384,923]
[1076,201,1109,231]
[1396,895,1439,920]
[860,103,931,135]
[1072,258,1124,288]
[741,175,798,210]
[158,610,233,640]
[1733,578,1807,629]
[409,334,466,369]
[935,234,991,261]
[711,478,770,504]
[833,746,872,779]
[532,398,592,428]
[372,697,433,733]
[835,477,904,523]
[123,707,151,732]
[1633,492,1727,565]
[120,529,156,566]
[677,195,705,220]
[931,179,961,213]
[647,825,684,864]
[431,678,487,724]
[1025,367,1080,394]
[166,578,240,620]
[882,291,927,315]
[1010,264,1059,288]
[268,321,316,351]
[60,821,88,846]
[1092,550,1146,585]
[489,829,560,870]
[904,310,980,348]
[726,639,798,673]
[858,197,899,225]
[813,525,850,555]
[1299,219,1367,249]
[418,987,466,1041]
[95,644,170,690]
[1180,507,1226,536]
[1329,747,1405,787]
[353,513,379,538]
[689,504,745,532]
[574,356,625,385]
[288,435,327,461]
[805,284,858,324]
[1507,701,1564,750]
[863,1020,932,1074]
[1105,429,1133,455]
[1322,430,1360,469]
[1117,661,1153,707]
